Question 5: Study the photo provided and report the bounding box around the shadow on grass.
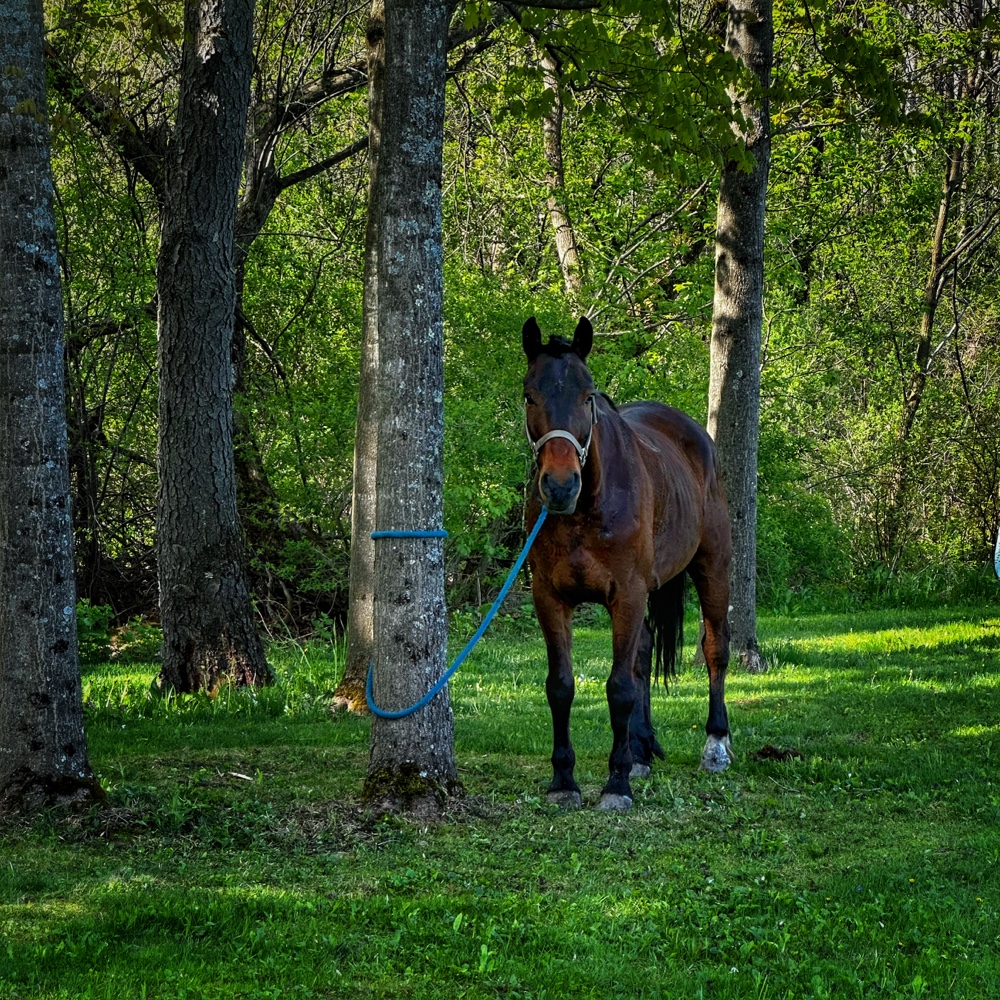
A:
[5,607,999,999]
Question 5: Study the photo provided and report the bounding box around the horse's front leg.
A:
[534,587,581,808]
[599,590,647,811]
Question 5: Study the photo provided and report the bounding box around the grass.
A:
[2,605,1000,999]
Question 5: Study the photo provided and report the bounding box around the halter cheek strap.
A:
[524,394,598,467]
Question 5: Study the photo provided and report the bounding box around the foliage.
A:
[44,0,1000,624]
[109,616,163,664]
[77,601,164,664]
[76,599,114,664]
[3,609,1000,997]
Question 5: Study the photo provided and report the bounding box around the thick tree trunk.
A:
[706,0,772,674]
[156,0,270,693]
[362,0,459,814]
[0,0,102,812]
[333,0,385,715]
[539,46,583,302]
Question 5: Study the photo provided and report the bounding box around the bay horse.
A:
[522,316,733,811]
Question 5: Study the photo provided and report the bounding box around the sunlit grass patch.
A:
[2,605,1000,999]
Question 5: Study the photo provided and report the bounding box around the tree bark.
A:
[363,0,459,814]
[706,0,773,674]
[0,0,102,812]
[156,0,270,693]
[539,44,583,303]
[333,0,385,715]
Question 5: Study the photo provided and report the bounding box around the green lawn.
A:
[2,607,999,999]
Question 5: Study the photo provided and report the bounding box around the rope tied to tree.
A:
[365,506,549,719]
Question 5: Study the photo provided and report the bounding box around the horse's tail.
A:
[647,571,686,685]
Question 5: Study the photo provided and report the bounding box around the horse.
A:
[522,315,734,811]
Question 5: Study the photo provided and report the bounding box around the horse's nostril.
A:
[540,471,581,509]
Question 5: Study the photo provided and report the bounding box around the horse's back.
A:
[619,400,729,584]
[619,401,720,488]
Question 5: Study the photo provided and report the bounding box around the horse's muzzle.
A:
[540,470,581,514]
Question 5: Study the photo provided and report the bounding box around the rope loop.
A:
[366,506,549,719]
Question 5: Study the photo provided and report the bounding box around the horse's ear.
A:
[522,316,542,362]
[571,316,593,360]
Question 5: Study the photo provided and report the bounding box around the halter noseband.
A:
[524,393,599,468]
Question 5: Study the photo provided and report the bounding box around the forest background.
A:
[49,0,999,642]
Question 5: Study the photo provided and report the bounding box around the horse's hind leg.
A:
[700,611,733,771]
[689,560,733,772]
[534,588,581,808]
[629,621,664,779]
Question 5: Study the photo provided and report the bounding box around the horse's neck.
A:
[584,408,633,509]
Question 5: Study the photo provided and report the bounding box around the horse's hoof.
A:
[700,734,733,773]
[547,789,582,809]
[629,763,651,779]
[596,793,633,812]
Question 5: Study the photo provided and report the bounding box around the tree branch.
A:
[44,42,167,202]
[278,136,369,191]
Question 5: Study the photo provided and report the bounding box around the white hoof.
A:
[630,763,651,779]
[596,793,633,812]
[700,734,733,773]
[547,789,582,809]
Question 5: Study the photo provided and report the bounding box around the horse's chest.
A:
[549,546,612,602]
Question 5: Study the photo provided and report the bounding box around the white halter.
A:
[524,394,599,467]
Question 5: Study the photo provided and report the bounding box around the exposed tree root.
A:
[329,677,369,716]
[0,770,104,818]
[362,764,462,820]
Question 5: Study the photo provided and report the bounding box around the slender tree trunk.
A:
[363,0,459,815]
[901,146,963,442]
[880,146,963,561]
[332,0,385,714]
[0,0,102,812]
[707,0,772,674]
[539,45,583,303]
[156,0,270,693]
[881,0,988,564]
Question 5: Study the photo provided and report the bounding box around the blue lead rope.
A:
[366,506,549,719]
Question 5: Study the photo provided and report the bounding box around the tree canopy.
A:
[43,0,1000,631]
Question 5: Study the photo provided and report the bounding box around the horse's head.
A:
[522,316,597,515]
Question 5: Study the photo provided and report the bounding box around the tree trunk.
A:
[539,45,583,303]
[362,0,459,815]
[0,0,102,812]
[901,146,964,443]
[332,0,385,715]
[706,0,773,674]
[880,146,964,561]
[156,0,270,693]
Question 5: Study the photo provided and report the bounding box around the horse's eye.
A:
[524,394,534,405]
